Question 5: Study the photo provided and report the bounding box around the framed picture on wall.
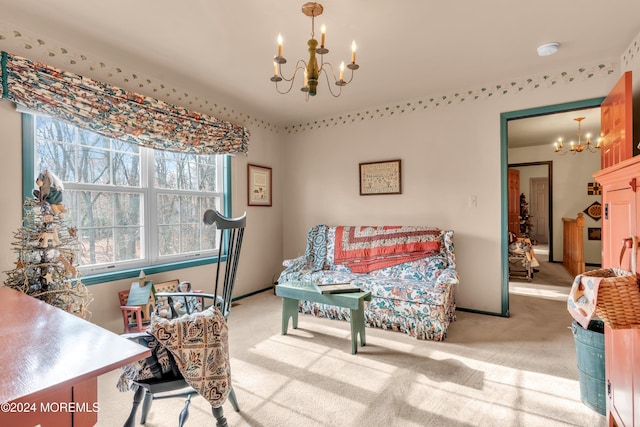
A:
[587,182,601,195]
[248,164,272,206]
[359,159,402,195]
[583,201,602,221]
[588,228,602,241]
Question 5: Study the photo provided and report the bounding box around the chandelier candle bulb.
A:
[321,24,326,48]
[278,34,283,57]
[339,61,345,80]
[273,61,278,76]
[351,41,357,63]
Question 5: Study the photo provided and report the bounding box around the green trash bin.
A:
[572,319,605,415]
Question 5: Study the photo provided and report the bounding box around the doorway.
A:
[500,97,605,316]
[507,161,552,250]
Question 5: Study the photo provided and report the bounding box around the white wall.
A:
[281,70,620,315]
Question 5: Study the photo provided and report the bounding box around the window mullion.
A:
[144,147,155,265]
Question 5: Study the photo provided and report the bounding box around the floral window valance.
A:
[0,51,249,155]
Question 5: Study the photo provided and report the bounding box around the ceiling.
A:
[1,1,640,129]
[508,107,602,150]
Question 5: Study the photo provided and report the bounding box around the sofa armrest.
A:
[278,255,313,283]
[283,255,305,268]
[436,267,459,286]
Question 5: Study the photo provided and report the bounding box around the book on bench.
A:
[313,283,361,294]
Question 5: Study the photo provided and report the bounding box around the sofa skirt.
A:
[298,294,455,341]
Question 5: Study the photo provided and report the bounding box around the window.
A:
[23,113,230,279]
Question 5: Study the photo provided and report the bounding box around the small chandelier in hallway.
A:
[270,2,359,100]
[553,117,602,155]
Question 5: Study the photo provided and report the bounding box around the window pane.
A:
[198,156,218,192]
[71,191,143,265]
[112,139,140,154]
[78,128,111,150]
[78,147,111,185]
[115,227,142,262]
[36,116,75,143]
[180,224,200,253]
[158,225,180,256]
[113,152,141,187]
[180,195,199,224]
[154,151,217,191]
[201,197,220,250]
[155,151,179,189]
[158,194,180,224]
[35,141,77,183]
[115,193,142,226]
[79,227,114,265]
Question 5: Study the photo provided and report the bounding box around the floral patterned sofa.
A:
[277,225,459,341]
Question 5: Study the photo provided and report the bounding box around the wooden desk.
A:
[0,287,151,427]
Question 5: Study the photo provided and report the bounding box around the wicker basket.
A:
[581,267,640,329]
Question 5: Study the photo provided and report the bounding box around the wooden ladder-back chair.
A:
[123,210,246,427]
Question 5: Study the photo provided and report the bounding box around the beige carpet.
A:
[96,271,606,427]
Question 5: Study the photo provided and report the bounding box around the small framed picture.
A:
[587,182,601,195]
[588,228,602,241]
[359,159,402,195]
[247,164,272,206]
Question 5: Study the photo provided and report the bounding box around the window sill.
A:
[80,256,225,286]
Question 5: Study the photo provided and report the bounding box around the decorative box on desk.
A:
[0,287,150,427]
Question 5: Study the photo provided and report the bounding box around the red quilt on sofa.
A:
[334,226,441,273]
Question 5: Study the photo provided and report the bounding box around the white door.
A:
[530,177,549,244]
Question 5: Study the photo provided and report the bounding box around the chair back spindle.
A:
[203,209,246,319]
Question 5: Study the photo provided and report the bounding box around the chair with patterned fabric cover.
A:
[121,210,246,427]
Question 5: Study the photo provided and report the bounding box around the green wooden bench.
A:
[275,282,372,354]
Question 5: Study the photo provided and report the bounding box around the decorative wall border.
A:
[0,23,621,136]
[622,31,640,70]
[0,25,280,134]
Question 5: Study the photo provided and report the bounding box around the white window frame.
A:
[22,112,232,283]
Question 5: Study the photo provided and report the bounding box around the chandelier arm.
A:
[320,68,343,97]
[278,60,308,82]
[274,79,298,95]
[274,61,309,94]
[344,67,356,84]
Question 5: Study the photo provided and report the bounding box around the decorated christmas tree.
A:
[519,193,534,240]
[4,171,92,318]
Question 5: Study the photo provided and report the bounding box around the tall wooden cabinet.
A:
[591,70,635,427]
[594,156,640,427]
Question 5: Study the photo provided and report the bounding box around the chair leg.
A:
[123,386,145,427]
[228,387,240,412]
[212,406,228,427]
[178,394,191,427]
[140,389,153,424]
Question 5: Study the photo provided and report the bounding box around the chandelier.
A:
[270,2,359,99]
[553,117,601,155]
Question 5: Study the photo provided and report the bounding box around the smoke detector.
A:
[537,42,560,57]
